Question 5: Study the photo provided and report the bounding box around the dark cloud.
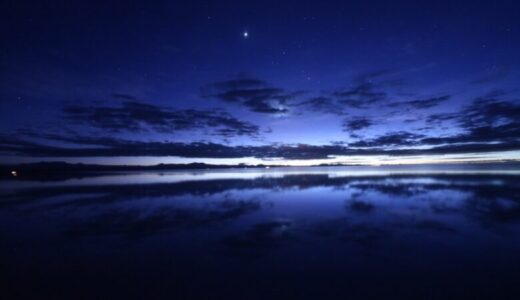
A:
[348,126,520,153]
[111,93,139,101]
[297,70,406,113]
[329,69,405,108]
[333,82,387,108]
[394,220,457,233]
[338,96,520,151]
[7,94,520,160]
[202,77,303,114]
[426,112,459,125]
[427,94,516,126]
[3,131,520,160]
[353,69,408,87]
[459,98,520,128]
[0,135,349,159]
[421,123,520,146]
[389,95,450,109]
[343,117,373,132]
[63,101,260,138]
[424,98,520,145]
[349,131,425,148]
[471,67,509,85]
[298,96,344,115]
[482,89,509,98]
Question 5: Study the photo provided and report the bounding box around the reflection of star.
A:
[243,31,249,38]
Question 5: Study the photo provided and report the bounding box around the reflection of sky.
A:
[3,151,520,166]
[4,165,520,190]
[3,171,520,236]
[2,170,520,297]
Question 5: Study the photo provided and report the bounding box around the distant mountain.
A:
[0,161,284,181]
[2,160,520,181]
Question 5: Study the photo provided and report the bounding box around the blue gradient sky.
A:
[1,1,520,165]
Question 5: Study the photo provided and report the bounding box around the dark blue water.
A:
[2,167,520,299]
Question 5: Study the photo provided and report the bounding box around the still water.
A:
[2,166,520,299]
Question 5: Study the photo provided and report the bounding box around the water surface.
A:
[2,166,520,299]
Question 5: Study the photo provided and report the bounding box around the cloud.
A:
[333,82,387,108]
[424,97,520,145]
[388,95,450,109]
[353,69,398,83]
[0,135,348,159]
[297,96,344,115]
[202,77,303,114]
[349,131,425,148]
[295,69,421,116]
[426,112,459,125]
[295,70,408,114]
[329,69,406,109]
[3,131,520,160]
[111,93,139,101]
[348,125,520,153]
[471,67,509,85]
[343,117,373,132]
[63,100,260,138]
[421,123,520,146]
[394,220,457,233]
[6,94,520,160]
[339,95,520,151]
[459,98,520,128]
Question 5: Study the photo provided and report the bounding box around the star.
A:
[243,31,249,38]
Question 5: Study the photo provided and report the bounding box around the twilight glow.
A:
[1,1,519,165]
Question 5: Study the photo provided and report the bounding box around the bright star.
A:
[243,31,249,38]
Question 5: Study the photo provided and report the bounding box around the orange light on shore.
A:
[11,170,17,177]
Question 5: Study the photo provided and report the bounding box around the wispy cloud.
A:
[63,100,260,138]
[202,77,304,114]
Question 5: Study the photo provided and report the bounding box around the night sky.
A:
[1,0,520,165]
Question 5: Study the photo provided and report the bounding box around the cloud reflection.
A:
[1,173,520,244]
